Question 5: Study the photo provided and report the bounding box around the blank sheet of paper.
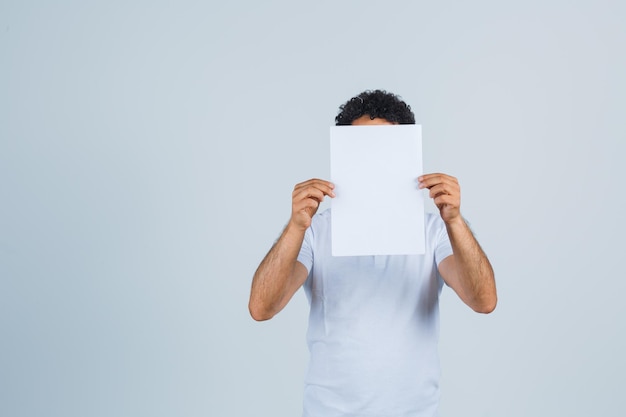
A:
[330,125,425,256]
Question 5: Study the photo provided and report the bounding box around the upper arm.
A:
[438,255,467,301]
[438,255,455,284]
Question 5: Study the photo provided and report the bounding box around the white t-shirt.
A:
[297,209,454,417]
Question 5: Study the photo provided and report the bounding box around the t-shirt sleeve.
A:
[296,226,313,273]
[434,218,454,266]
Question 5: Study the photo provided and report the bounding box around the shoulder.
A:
[424,212,453,248]
[305,208,331,241]
[425,212,446,233]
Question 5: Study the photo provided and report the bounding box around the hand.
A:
[290,179,335,231]
[418,173,461,224]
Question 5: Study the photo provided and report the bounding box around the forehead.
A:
[351,115,395,125]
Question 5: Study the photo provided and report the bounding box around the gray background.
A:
[1,1,624,416]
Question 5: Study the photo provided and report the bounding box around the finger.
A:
[433,194,460,209]
[296,197,322,212]
[420,178,459,192]
[294,181,335,198]
[427,183,458,199]
[293,187,326,204]
[294,178,335,191]
[292,185,335,198]
[418,173,458,189]
[433,192,458,203]
[418,174,458,189]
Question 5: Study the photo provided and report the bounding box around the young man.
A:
[249,90,497,417]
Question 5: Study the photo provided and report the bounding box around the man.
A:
[249,90,497,417]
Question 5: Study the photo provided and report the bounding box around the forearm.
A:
[445,217,497,313]
[249,221,306,320]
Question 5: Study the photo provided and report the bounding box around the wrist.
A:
[443,215,466,229]
[286,218,309,235]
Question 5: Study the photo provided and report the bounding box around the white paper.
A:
[330,125,425,256]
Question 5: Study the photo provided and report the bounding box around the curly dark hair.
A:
[335,90,415,125]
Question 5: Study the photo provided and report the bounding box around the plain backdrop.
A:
[1,1,625,416]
